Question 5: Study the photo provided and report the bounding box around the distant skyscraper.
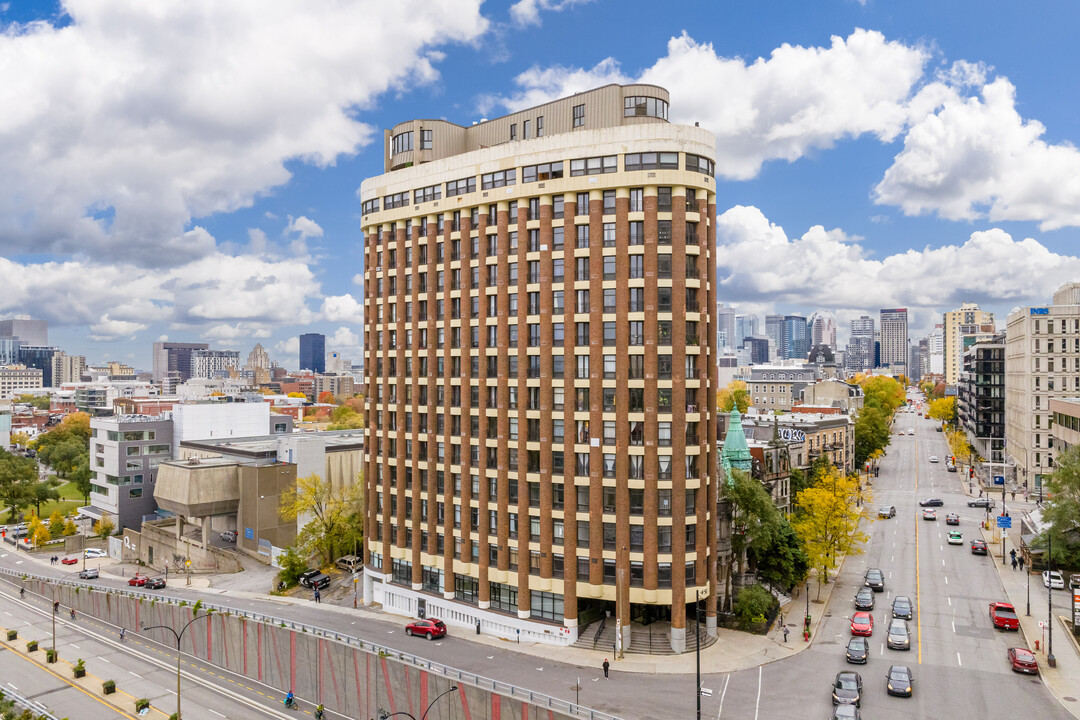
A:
[299,333,325,373]
[845,315,875,374]
[734,314,759,348]
[246,343,270,371]
[0,317,48,347]
[781,315,808,359]
[943,303,995,385]
[190,349,241,379]
[153,342,210,383]
[879,308,909,375]
[18,346,60,387]
[716,303,736,352]
[765,314,783,354]
[807,310,837,350]
[928,324,944,375]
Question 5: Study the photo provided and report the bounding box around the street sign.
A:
[994,475,1005,485]
[996,516,1012,529]
[699,688,713,697]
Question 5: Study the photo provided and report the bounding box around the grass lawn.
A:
[36,499,82,519]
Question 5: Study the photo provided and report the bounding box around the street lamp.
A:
[695,589,704,720]
[379,684,458,720]
[1047,531,1055,667]
[142,613,210,720]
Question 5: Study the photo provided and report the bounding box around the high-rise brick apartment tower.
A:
[360,84,718,653]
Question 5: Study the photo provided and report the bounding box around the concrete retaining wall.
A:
[26,578,577,720]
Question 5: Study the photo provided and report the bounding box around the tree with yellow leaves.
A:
[927,397,956,426]
[280,474,363,566]
[48,510,64,537]
[791,467,870,597]
[717,380,750,414]
[27,513,50,546]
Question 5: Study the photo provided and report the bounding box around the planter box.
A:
[46,650,58,663]
[102,681,116,695]
[26,641,38,652]
[134,699,150,712]
[73,668,86,678]
[6,629,17,641]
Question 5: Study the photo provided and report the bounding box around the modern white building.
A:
[86,414,173,530]
[172,401,279,443]
[0,365,43,398]
[191,350,241,380]
[878,308,908,376]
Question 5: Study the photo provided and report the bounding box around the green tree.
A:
[277,546,310,587]
[37,438,85,479]
[927,397,957,426]
[0,449,37,522]
[732,584,776,627]
[68,455,93,504]
[31,481,59,516]
[1040,444,1080,567]
[48,510,65,537]
[15,394,50,411]
[853,406,890,468]
[860,375,905,414]
[720,468,783,610]
[747,519,809,592]
[327,404,364,430]
[791,468,870,595]
[717,380,750,414]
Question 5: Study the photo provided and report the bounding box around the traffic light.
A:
[951,456,956,464]
[969,468,975,478]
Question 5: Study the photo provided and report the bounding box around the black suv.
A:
[298,570,331,590]
[854,587,875,610]
[918,498,944,507]
[864,568,885,592]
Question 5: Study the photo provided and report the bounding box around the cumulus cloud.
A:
[273,335,299,364]
[493,29,928,180]
[874,76,1080,230]
[320,293,364,324]
[715,205,1080,317]
[201,323,272,341]
[286,216,323,240]
[90,315,148,342]
[0,0,488,265]
[509,0,594,27]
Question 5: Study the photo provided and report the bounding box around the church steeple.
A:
[721,408,752,484]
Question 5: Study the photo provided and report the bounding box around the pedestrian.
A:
[602,658,610,679]
[1019,555,1025,571]
[1011,556,1018,571]
[314,588,321,604]
[120,628,126,642]
[1011,491,1016,501]
[782,625,789,643]
[1010,549,1016,561]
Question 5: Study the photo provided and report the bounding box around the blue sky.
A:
[2,0,1079,370]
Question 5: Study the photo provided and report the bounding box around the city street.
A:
[1,405,1075,720]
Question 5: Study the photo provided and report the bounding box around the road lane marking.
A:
[948,597,951,606]
[957,652,962,666]
[130,672,141,678]
[210,711,225,717]
[944,576,948,584]
[755,666,762,720]
[716,674,731,720]
[915,440,923,666]
[952,621,955,633]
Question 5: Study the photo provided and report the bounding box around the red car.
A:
[128,575,148,587]
[60,557,78,565]
[404,618,447,640]
[850,612,874,636]
[989,602,1019,630]
[1008,647,1039,674]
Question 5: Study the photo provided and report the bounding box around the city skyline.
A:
[2,1,1080,366]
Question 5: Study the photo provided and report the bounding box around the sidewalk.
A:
[980,522,1080,719]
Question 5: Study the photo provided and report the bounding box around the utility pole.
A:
[1048,531,1055,667]
[695,590,703,720]
[143,613,210,720]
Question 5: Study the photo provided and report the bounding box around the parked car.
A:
[968,497,995,509]
[832,671,862,707]
[854,588,875,611]
[919,498,944,507]
[405,618,447,640]
[922,509,937,521]
[1070,574,1080,590]
[948,531,963,545]
[887,619,911,650]
[60,556,78,565]
[335,555,363,572]
[83,548,107,558]
[1008,647,1039,674]
[220,530,237,543]
[845,636,869,664]
[144,577,167,589]
[1043,570,1065,590]
[864,568,885,592]
[298,569,321,587]
[128,574,148,587]
[886,665,914,697]
[892,596,913,620]
[971,540,989,555]
[878,505,896,519]
[989,602,1019,630]
[850,612,874,637]
[928,456,939,463]
[945,513,960,525]
[78,568,99,580]
[299,571,331,590]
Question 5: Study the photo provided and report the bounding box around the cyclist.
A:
[19,587,25,598]
[284,691,295,709]
[314,704,325,719]
[69,608,76,620]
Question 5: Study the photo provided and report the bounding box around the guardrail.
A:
[0,567,622,720]
[0,684,63,720]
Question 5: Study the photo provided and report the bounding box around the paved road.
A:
[0,642,129,720]
[0,401,1073,720]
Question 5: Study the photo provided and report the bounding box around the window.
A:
[575,224,589,249]
[523,119,531,139]
[391,131,413,154]
[623,95,669,119]
[570,156,617,176]
[624,152,678,171]
[383,191,409,210]
[413,184,441,204]
[629,221,644,245]
[657,187,672,212]
[603,222,616,247]
[446,176,476,197]
[603,190,616,215]
[420,129,432,149]
[530,590,564,622]
[686,154,715,176]
[522,162,564,183]
[481,169,516,189]
[510,123,517,141]
[572,103,585,127]
[361,198,379,215]
[536,115,544,137]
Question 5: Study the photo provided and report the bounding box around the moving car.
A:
[1043,570,1065,589]
[945,513,960,525]
[989,602,1019,630]
[948,531,963,545]
[878,505,896,519]
[405,618,447,640]
[887,619,911,650]
[947,463,958,472]
[832,671,863,707]
[864,568,885,592]
[908,429,914,435]
[335,555,363,572]
[922,509,937,521]
[919,498,944,507]
[60,557,78,566]
[128,574,148,587]
[144,577,167,589]
[929,456,939,463]
[1008,647,1039,674]
[850,612,874,636]
[968,498,995,509]
[78,568,99,579]
[892,596,913,620]
[971,540,989,555]
[886,665,914,697]
[845,636,869,664]
[854,588,875,611]
[220,530,237,542]
[830,705,860,720]
[84,548,107,558]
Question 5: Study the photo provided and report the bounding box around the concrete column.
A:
[202,517,210,548]
[670,625,686,654]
